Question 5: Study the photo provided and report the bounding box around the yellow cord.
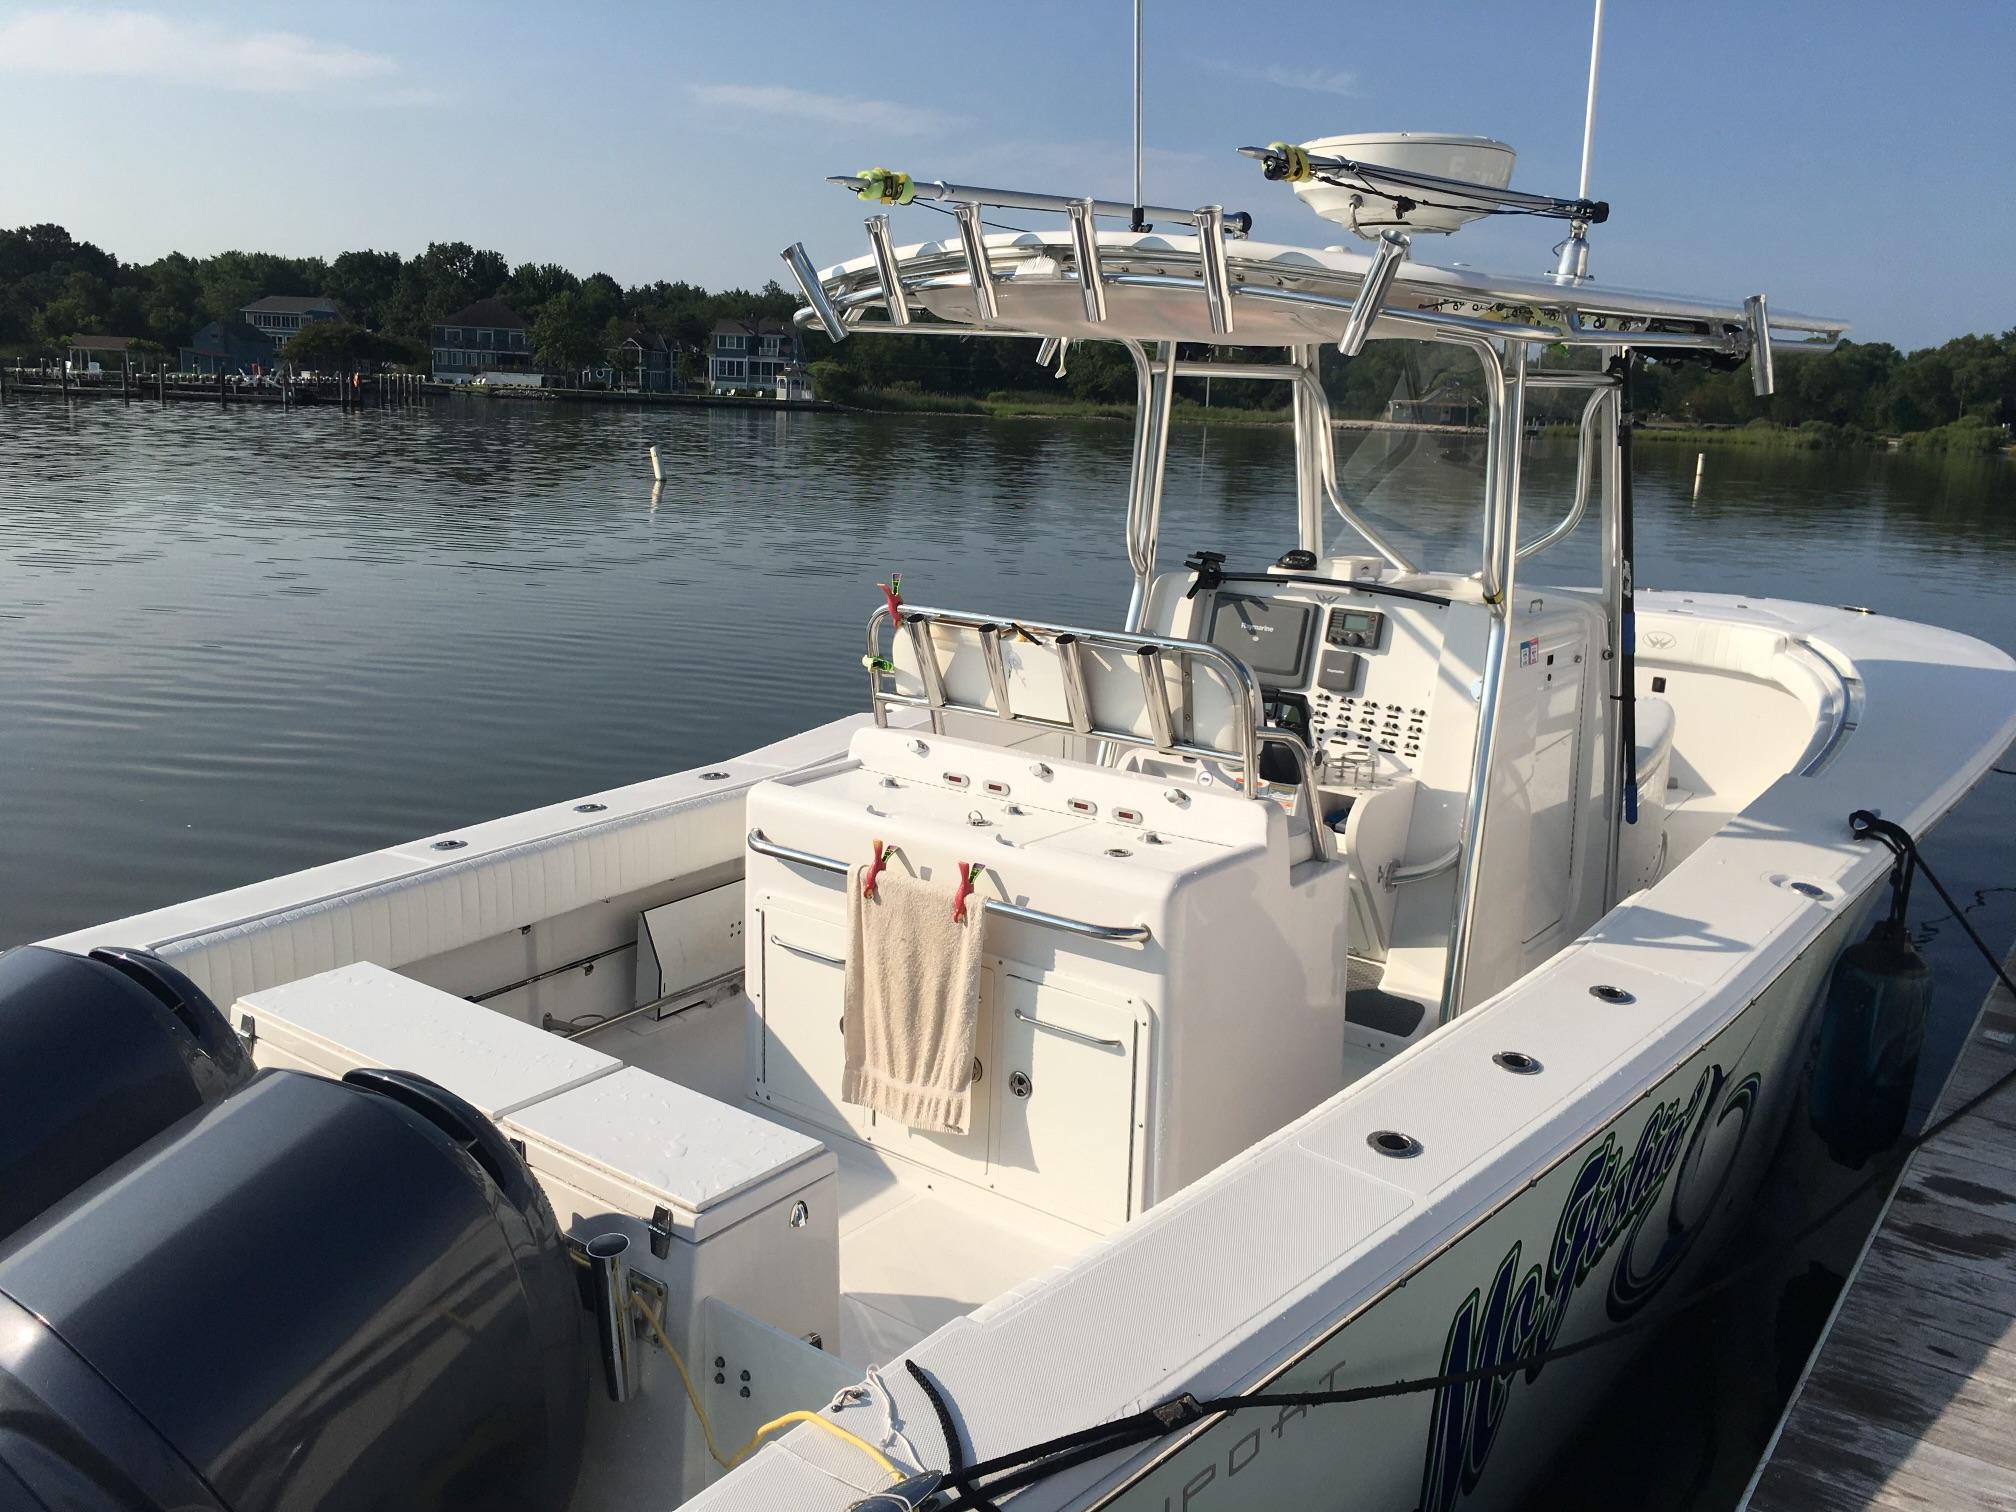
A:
[634,1298,901,1484]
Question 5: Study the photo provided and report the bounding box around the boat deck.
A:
[1744,953,2016,1512]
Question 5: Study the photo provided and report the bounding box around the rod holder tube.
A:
[1067,200,1108,323]
[780,244,846,341]
[1197,206,1234,335]
[952,204,998,321]
[865,215,911,326]
[903,615,949,714]
[1745,293,1776,396]
[1339,232,1410,356]
[1053,634,1093,734]
[586,1232,637,1404]
[1134,646,1177,750]
[977,624,1014,716]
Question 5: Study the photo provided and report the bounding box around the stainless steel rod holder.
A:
[1067,199,1108,324]
[1197,205,1234,336]
[977,623,1014,717]
[865,215,911,326]
[780,243,846,341]
[1053,633,1093,734]
[1339,231,1410,356]
[586,1231,638,1404]
[953,204,998,321]
[1135,645,1177,750]
[904,614,949,713]
[1745,293,1776,396]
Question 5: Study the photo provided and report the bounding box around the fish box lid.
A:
[234,961,620,1119]
[502,1068,833,1242]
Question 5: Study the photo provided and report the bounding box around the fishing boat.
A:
[8,57,2016,1512]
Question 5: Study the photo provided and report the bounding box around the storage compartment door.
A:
[990,971,1140,1228]
[754,906,869,1138]
[873,963,994,1183]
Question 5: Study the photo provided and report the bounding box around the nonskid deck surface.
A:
[819,1136,1094,1368]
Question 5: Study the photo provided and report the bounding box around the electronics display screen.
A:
[1207,593,1315,685]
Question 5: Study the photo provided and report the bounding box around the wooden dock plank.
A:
[1746,956,2016,1512]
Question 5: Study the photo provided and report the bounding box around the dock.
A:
[1744,955,2016,1511]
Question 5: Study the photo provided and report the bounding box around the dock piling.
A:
[648,445,663,484]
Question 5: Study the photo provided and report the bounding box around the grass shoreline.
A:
[843,387,2012,455]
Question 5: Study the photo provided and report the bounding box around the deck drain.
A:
[1367,1129,1422,1159]
[431,839,467,851]
[1105,847,1132,858]
[1789,881,1830,900]
[699,770,730,781]
[1589,984,1635,1004]
[573,802,606,813]
[1493,1051,1543,1075]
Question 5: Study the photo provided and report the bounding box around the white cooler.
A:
[232,960,620,1117]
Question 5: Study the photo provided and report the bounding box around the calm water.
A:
[2,393,2012,1505]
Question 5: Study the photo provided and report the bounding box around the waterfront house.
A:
[606,323,676,392]
[709,317,802,392]
[240,295,344,354]
[180,319,275,376]
[65,334,140,373]
[432,299,537,384]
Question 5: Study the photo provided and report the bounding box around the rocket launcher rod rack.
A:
[864,604,1265,796]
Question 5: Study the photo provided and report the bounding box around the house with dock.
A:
[241,296,344,354]
[708,317,802,393]
[65,334,142,373]
[431,299,538,385]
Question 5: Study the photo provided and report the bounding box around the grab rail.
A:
[1012,1008,1126,1052]
[747,829,1153,944]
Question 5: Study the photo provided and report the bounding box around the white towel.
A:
[841,862,984,1133]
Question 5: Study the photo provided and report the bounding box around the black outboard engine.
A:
[0,1067,588,1512]
[0,944,254,1241]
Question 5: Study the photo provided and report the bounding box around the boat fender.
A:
[1808,810,1934,1167]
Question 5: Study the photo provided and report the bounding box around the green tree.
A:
[324,250,405,331]
[531,291,602,378]
[284,321,423,371]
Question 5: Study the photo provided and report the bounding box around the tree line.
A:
[0,223,797,377]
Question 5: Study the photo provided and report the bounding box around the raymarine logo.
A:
[1416,1064,1759,1512]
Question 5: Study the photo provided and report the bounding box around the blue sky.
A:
[2,2,2009,349]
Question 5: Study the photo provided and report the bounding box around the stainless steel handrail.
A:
[1011,1008,1126,1052]
[863,604,1265,795]
[747,830,1153,944]
[768,935,844,968]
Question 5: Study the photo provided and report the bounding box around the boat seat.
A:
[1635,695,1676,783]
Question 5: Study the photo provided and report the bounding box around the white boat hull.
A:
[1097,888,1874,1512]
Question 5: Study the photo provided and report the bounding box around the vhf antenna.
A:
[1553,0,1606,283]
[1131,0,1147,232]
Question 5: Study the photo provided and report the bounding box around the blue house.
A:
[432,299,536,384]
[180,319,276,375]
